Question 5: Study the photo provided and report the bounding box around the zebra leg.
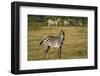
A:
[43,46,50,59]
[58,47,62,59]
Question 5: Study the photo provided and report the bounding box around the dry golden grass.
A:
[28,26,88,61]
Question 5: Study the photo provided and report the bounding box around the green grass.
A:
[28,26,88,61]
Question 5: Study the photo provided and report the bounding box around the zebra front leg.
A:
[43,46,50,59]
[58,47,62,59]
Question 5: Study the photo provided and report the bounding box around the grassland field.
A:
[28,26,87,61]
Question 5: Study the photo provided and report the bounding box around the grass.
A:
[28,26,88,61]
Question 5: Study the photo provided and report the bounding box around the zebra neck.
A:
[57,35,64,43]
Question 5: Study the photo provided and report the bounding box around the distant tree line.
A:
[28,15,88,27]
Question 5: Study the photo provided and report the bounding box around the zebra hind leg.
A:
[58,47,62,59]
[43,46,50,59]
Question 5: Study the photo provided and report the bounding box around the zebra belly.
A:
[50,42,61,48]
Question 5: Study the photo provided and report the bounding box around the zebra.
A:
[78,20,83,27]
[63,20,70,26]
[40,30,65,59]
[48,18,60,27]
[48,19,55,27]
[54,18,60,26]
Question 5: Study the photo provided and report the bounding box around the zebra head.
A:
[58,30,65,43]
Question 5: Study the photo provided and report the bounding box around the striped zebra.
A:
[40,30,65,59]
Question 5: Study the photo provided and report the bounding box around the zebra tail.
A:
[40,40,43,45]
